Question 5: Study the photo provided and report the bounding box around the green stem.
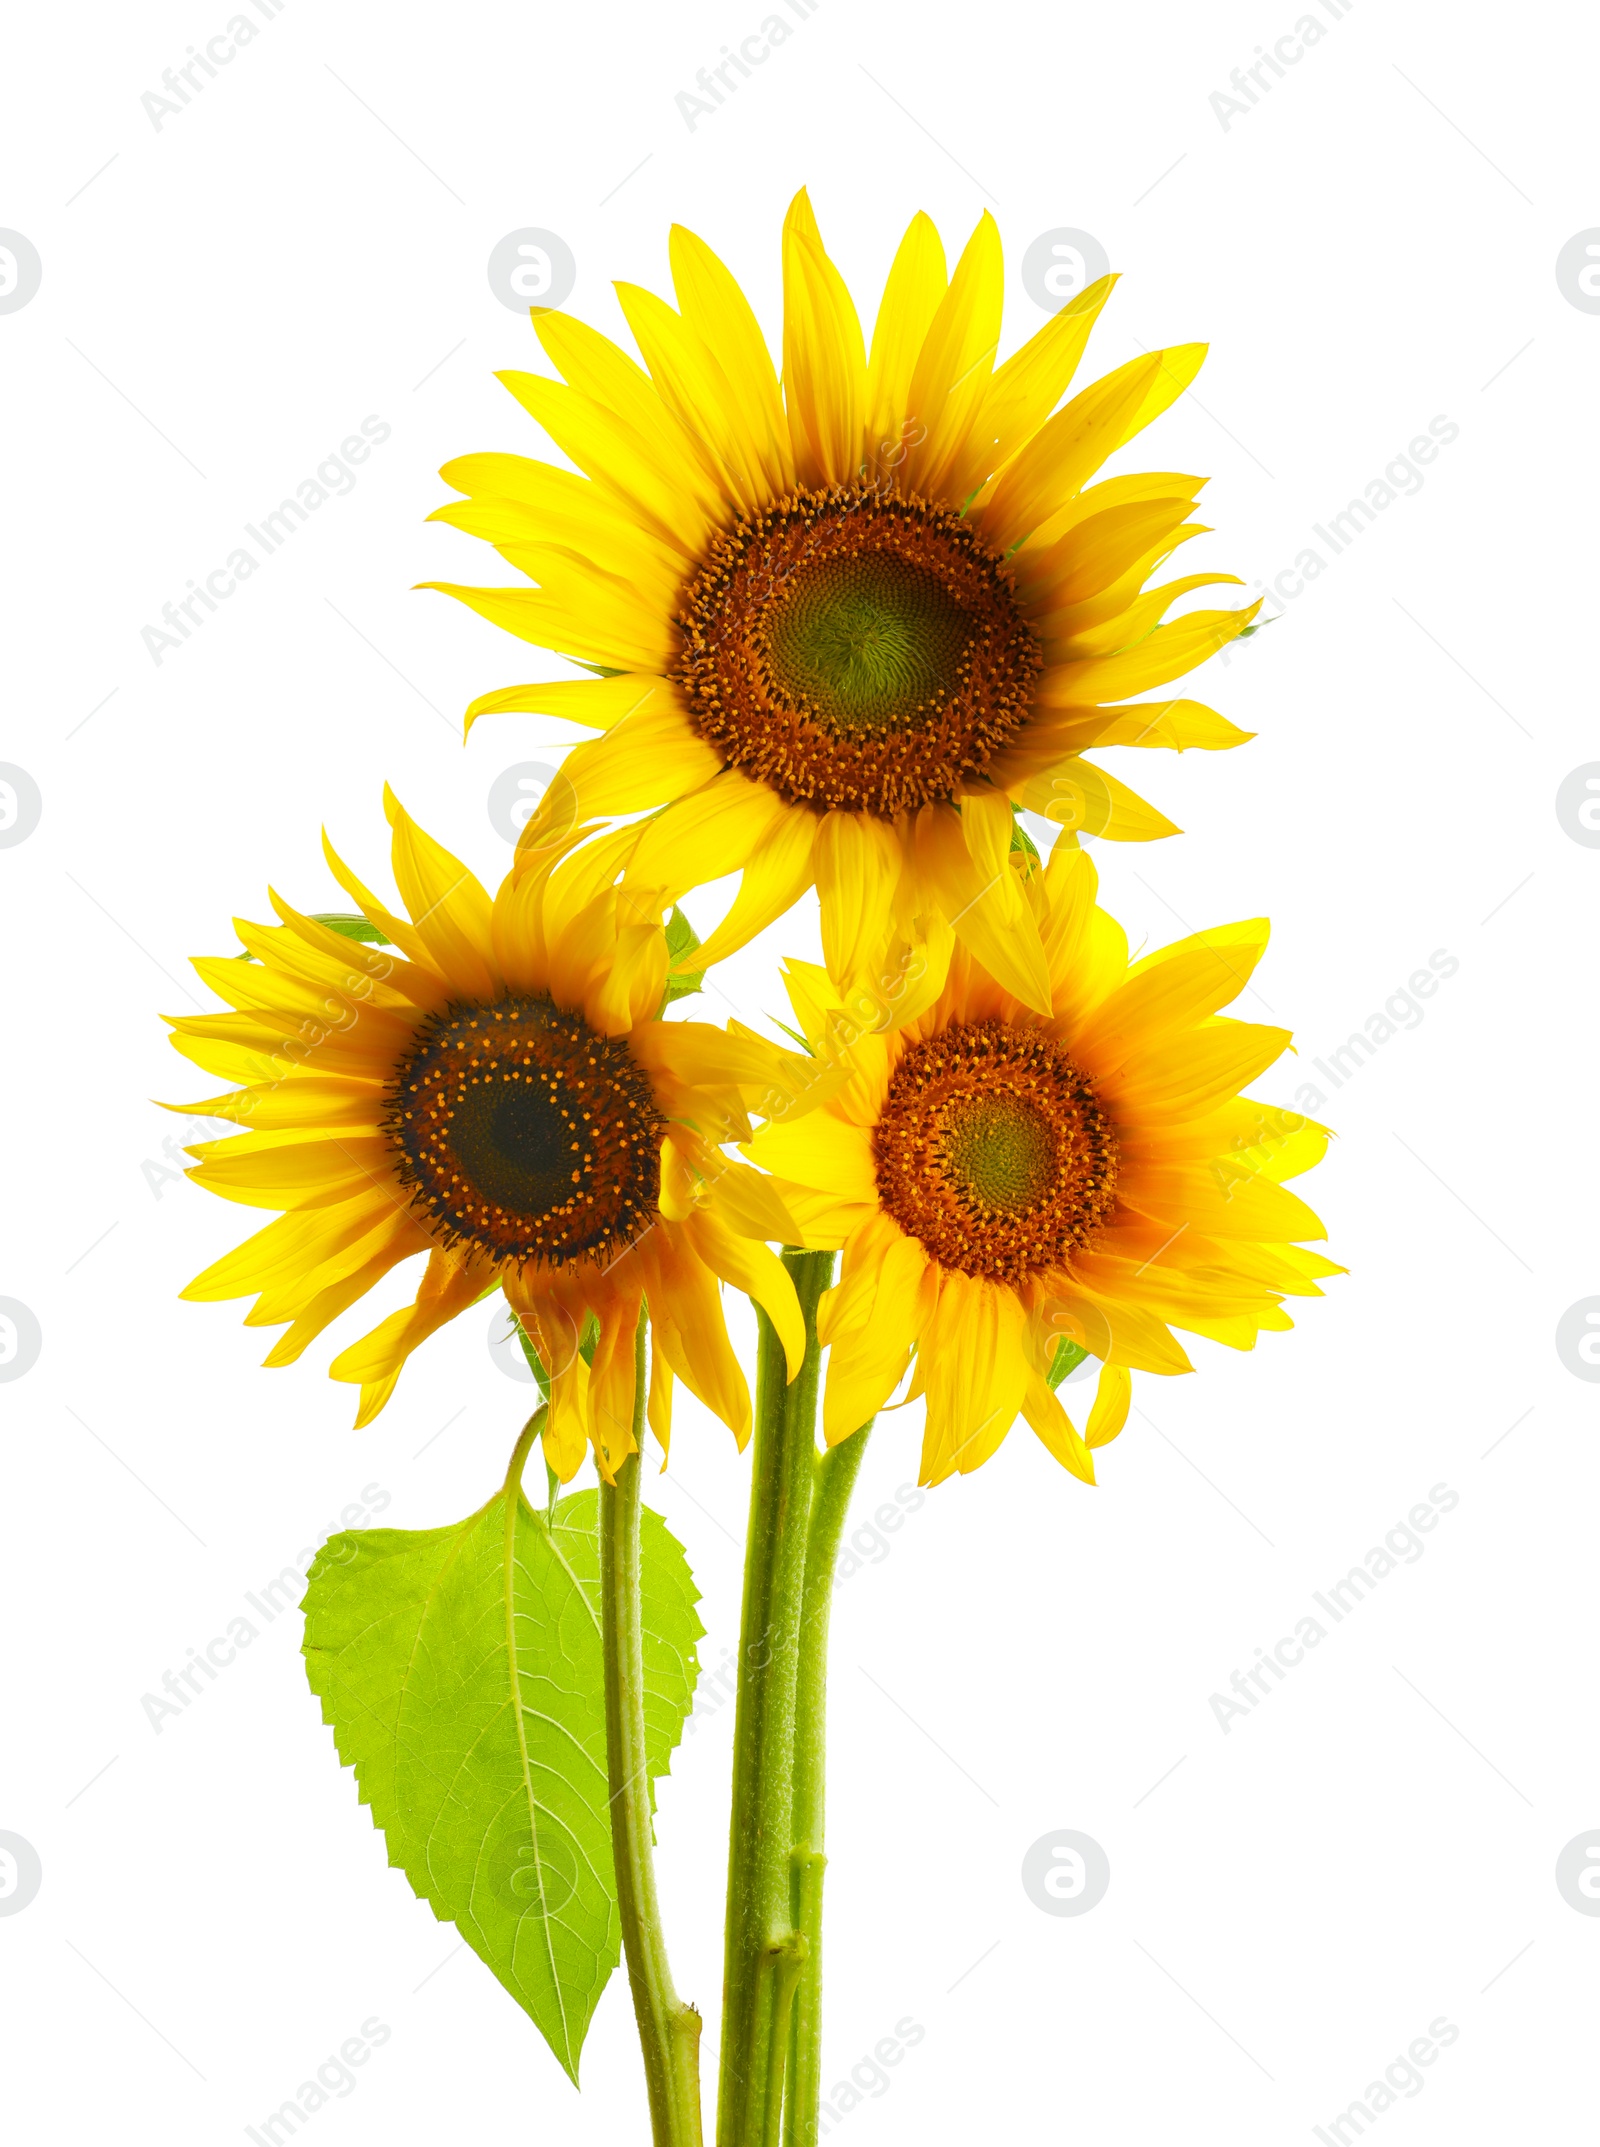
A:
[601,1314,704,2147]
[782,1423,872,2147]
[717,1249,835,2147]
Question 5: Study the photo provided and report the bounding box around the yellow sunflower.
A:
[743,842,1337,1486]
[425,189,1258,1016]
[163,791,804,1477]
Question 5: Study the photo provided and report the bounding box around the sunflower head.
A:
[425,189,1256,1017]
[745,841,1338,1488]
[164,792,804,1477]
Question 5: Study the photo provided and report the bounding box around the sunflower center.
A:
[385,995,664,1268]
[873,1020,1118,1285]
[673,484,1041,816]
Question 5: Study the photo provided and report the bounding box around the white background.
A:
[3,0,1596,2139]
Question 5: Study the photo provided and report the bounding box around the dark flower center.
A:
[386,995,664,1268]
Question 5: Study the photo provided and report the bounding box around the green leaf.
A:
[767,1016,814,1056]
[302,1485,702,2080]
[234,911,390,962]
[1047,1338,1089,1388]
[311,911,392,945]
[661,904,705,1008]
[1009,811,1042,862]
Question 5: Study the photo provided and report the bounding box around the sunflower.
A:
[425,189,1258,1017]
[741,841,1337,1486]
[163,791,804,1478]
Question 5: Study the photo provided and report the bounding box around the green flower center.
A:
[673,484,1042,817]
[873,1019,1119,1285]
[762,552,974,731]
[938,1093,1056,1213]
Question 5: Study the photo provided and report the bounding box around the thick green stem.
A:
[601,1315,704,2147]
[783,1423,872,2147]
[717,1249,835,2147]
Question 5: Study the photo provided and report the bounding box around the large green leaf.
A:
[302,1485,701,2080]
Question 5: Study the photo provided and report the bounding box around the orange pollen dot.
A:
[384,994,664,1272]
[672,483,1042,818]
[872,1019,1119,1286]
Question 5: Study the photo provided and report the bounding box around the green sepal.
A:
[1009,812,1042,862]
[234,911,390,962]
[310,911,393,945]
[1047,1338,1089,1388]
[661,904,706,1007]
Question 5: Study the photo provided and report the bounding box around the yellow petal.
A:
[1085,1363,1132,1449]
[955,272,1118,503]
[383,787,498,1000]
[684,1208,804,1381]
[464,670,668,740]
[1020,1372,1096,1483]
[629,770,788,894]
[899,212,1003,500]
[1035,602,1261,704]
[863,211,948,486]
[745,1114,877,1201]
[814,811,904,995]
[690,803,819,973]
[670,223,794,498]
[1016,759,1179,844]
[975,352,1166,552]
[782,189,867,487]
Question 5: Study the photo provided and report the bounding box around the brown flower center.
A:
[672,484,1041,817]
[386,996,664,1267]
[873,1020,1118,1285]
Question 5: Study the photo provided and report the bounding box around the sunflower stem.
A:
[601,1312,704,2147]
[717,1249,834,2147]
[782,1420,872,2147]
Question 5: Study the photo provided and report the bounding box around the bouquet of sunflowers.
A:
[167,191,1333,2145]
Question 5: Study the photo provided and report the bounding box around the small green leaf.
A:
[234,911,390,963]
[661,904,705,1008]
[310,911,392,945]
[1047,1338,1089,1388]
[302,1485,701,2080]
[1009,811,1042,862]
[767,1016,814,1056]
